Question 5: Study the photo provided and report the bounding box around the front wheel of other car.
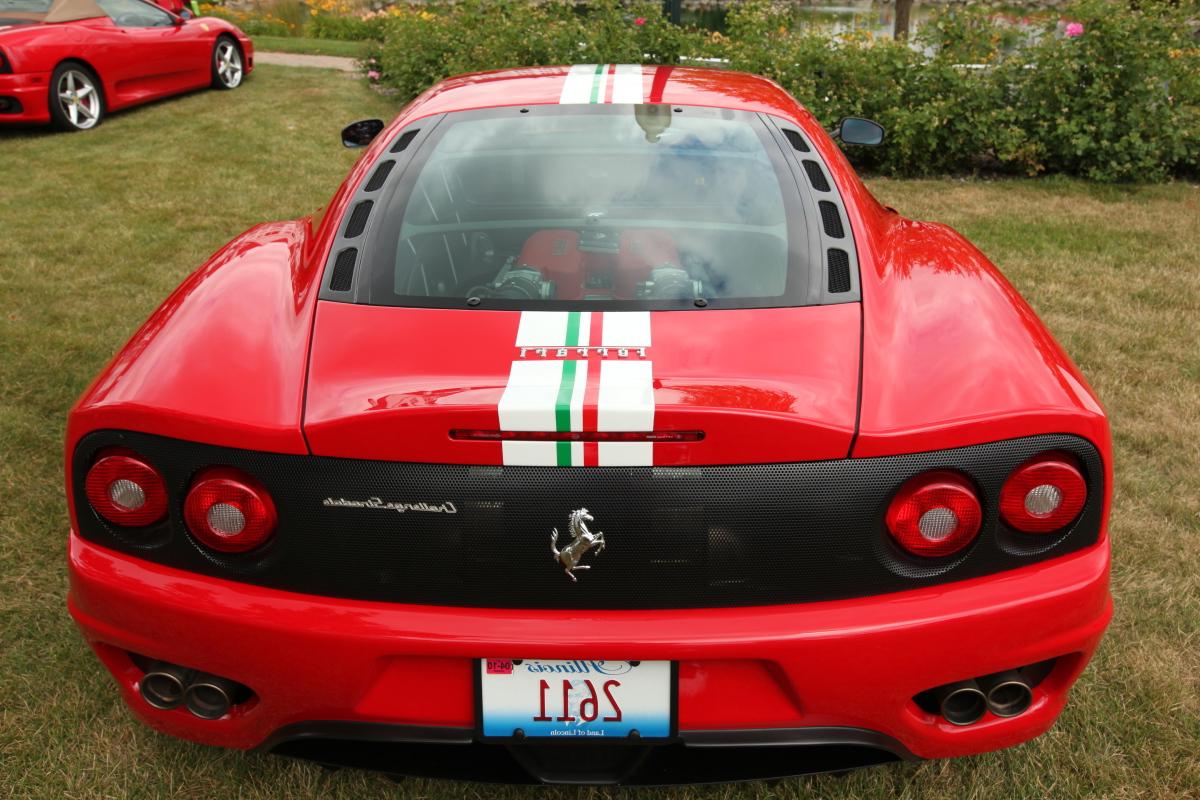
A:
[212,37,244,90]
[49,62,105,132]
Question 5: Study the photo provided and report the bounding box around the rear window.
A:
[353,105,817,310]
[0,0,53,22]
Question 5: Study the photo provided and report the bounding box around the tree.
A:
[894,0,914,39]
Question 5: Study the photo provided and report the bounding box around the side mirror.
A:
[837,117,885,146]
[171,12,184,25]
[341,119,385,148]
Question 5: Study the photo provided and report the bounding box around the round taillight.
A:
[886,471,983,557]
[84,449,168,527]
[1000,452,1086,533]
[183,468,277,553]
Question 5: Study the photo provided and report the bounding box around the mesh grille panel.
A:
[819,201,845,238]
[781,129,810,152]
[827,249,851,293]
[329,248,357,292]
[73,431,1104,610]
[803,161,830,192]
[391,130,419,153]
[344,200,374,238]
[365,160,395,192]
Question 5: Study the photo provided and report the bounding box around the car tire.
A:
[48,61,105,132]
[211,36,245,90]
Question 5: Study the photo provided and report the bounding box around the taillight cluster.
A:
[83,452,277,554]
[885,452,1088,558]
[84,449,169,527]
[885,471,982,557]
[183,468,277,553]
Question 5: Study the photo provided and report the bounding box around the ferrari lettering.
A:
[499,312,654,467]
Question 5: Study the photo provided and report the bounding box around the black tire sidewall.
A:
[48,61,105,132]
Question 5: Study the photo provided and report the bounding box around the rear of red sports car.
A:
[65,65,1111,785]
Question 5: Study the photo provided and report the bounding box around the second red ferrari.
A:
[0,0,252,131]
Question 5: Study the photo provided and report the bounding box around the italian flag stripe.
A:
[554,359,577,466]
[500,311,653,466]
[560,64,644,105]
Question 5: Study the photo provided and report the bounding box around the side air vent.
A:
[827,249,851,293]
[329,248,358,292]
[391,129,419,153]
[344,200,373,238]
[803,160,830,192]
[782,129,810,152]
[365,160,394,192]
[819,201,845,238]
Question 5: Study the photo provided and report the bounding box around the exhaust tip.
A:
[984,674,1033,718]
[185,676,234,720]
[139,662,190,710]
[937,681,988,726]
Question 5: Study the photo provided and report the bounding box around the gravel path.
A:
[255,52,359,72]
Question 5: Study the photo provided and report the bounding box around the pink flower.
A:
[634,17,646,26]
[368,70,381,80]
[1064,22,1084,37]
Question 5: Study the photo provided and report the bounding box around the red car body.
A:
[0,0,251,127]
[65,66,1112,785]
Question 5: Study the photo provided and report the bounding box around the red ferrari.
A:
[0,0,251,131]
[65,65,1112,784]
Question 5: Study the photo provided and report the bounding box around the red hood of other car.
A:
[303,303,861,466]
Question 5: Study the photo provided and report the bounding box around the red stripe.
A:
[649,65,672,104]
[604,63,616,104]
[583,314,602,466]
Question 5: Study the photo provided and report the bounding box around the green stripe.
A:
[589,63,606,104]
[564,311,581,347]
[554,360,578,466]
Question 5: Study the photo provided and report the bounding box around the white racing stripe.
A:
[499,312,655,466]
[498,360,564,466]
[611,64,644,104]
[601,311,652,347]
[597,360,655,466]
[559,64,601,105]
[559,64,644,105]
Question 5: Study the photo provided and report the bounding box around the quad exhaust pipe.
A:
[139,661,195,710]
[934,679,989,726]
[979,670,1033,718]
[926,670,1035,725]
[138,660,248,720]
[184,674,239,720]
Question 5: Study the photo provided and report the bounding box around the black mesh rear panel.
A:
[72,432,1104,610]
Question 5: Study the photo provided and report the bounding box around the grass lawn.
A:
[252,35,370,59]
[1,64,1198,799]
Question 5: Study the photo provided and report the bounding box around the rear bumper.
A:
[68,530,1111,778]
[0,71,50,123]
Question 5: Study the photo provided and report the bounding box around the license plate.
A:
[479,659,673,740]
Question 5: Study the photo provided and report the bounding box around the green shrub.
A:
[372,0,1200,182]
[992,0,1200,180]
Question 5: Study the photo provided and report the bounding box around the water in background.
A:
[679,1,1055,37]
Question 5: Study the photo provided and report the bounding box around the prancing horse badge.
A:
[551,508,606,582]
